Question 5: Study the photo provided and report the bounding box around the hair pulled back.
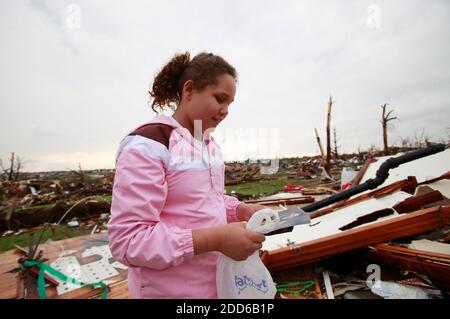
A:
[149,51,237,113]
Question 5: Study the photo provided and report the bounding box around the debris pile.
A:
[261,147,450,299]
[0,148,449,299]
[0,170,114,232]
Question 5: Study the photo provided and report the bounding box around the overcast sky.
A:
[1,0,449,172]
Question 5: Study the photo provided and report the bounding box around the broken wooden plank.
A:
[393,190,444,214]
[0,278,20,299]
[310,177,418,219]
[409,239,450,255]
[348,158,377,188]
[26,267,60,287]
[366,250,450,290]
[338,208,395,231]
[265,205,450,270]
[0,232,129,299]
[417,170,450,186]
[370,243,450,264]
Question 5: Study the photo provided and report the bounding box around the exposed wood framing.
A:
[314,128,325,161]
[0,233,129,299]
[338,208,395,231]
[366,249,450,290]
[348,158,377,188]
[264,205,450,271]
[370,243,450,264]
[393,190,444,214]
[310,176,418,219]
[417,170,450,186]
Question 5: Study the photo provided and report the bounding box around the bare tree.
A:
[400,136,412,148]
[0,152,25,181]
[325,95,334,174]
[70,162,86,184]
[8,153,14,181]
[412,128,430,148]
[314,128,326,161]
[13,155,24,180]
[381,103,398,155]
[333,127,340,160]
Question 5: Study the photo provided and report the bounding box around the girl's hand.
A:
[236,203,268,222]
[193,220,266,261]
[216,222,265,261]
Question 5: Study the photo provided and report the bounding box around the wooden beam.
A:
[314,128,325,161]
[366,250,450,290]
[265,205,450,270]
[393,190,444,214]
[370,243,450,263]
[348,158,377,187]
[310,176,418,219]
[417,170,450,186]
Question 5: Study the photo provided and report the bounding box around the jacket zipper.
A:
[205,140,213,188]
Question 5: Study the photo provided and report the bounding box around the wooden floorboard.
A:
[0,232,129,299]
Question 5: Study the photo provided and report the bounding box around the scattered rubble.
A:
[0,169,114,232]
[260,148,450,298]
[0,148,449,299]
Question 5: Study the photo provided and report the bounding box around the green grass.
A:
[225,177,317,197]
[11,203,55,212]
[101,195,112,202]
[0,194,114,253]
[0,225,93,252]
[27,203,55,209]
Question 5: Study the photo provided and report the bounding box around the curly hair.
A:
[149,52,237,113]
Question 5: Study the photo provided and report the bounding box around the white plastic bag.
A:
[371,281,432,299]
[216,209,279,299]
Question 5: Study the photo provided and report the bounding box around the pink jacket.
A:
[108,114,241,298]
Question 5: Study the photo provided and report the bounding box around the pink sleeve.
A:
[223,194,241,223]
[108,147,194,270]
[220,162,241,223]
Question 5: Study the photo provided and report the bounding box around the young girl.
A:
[108,52,267,298]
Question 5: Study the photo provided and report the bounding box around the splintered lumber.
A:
[310,176,418,219]
[0,233,129,299]
[393,190,444,214]
[370,243,450,264]
[366,249,450,290]
[264,205,450,270]
[314,128,325,161]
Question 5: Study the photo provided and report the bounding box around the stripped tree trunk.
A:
[8,152,14,181]
[314,128,325,161]
[325,96,333,174]
[334,127,339,160]
[381,103,398,155]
